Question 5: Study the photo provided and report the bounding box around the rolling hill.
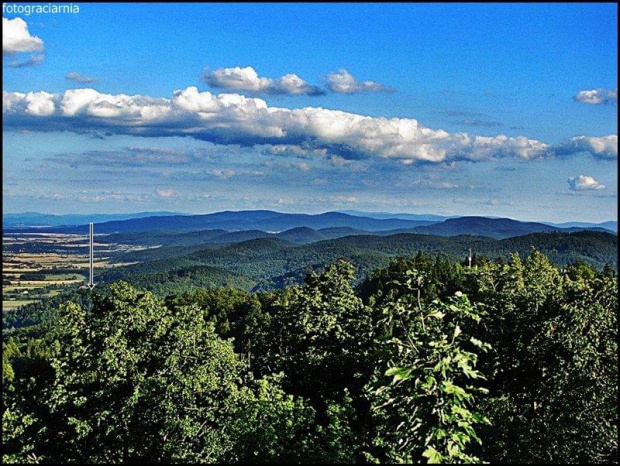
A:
[413,216,562,239]
[91,215,618,252]
[101,230,618,294]
[4,210,437,235]
[5,211,617,241]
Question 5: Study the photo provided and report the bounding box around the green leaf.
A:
[385,367,412,382]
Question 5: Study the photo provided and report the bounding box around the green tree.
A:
[471,251,618,463]
[46,282,247,462]
[258,260,373,403]
[3,281,356,464]
[253,259,376,461]
[369,267,490,463]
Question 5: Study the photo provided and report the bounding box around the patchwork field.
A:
[2,233,142,312]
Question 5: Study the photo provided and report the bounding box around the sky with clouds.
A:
[2,3,617,222]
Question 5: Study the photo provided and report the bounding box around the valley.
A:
[2,232,144,312]
[3,211,617,313]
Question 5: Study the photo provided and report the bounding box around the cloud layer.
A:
[66,71,99,84]
[3,87,617,163]
[8,54,44,68]
[3,17,44,55]
[567,175,606,191]
[203,66,324,96]
[574,88,617,105]
[326,69,394,94]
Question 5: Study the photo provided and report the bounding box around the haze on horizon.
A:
[3,3,618,223]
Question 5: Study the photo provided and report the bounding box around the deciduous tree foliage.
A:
[368,268,491,463]
[470,251,618,463]
[3,250,618,463]
[3,283,325,463]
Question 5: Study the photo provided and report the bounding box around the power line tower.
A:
[88,223,95,290]
[468,248,472,269]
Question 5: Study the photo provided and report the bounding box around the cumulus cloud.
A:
[66,71,98,84]
[3,86,616,164]
[3,17,44,55]
[552,135,617,160]
[567,175,606,191]
[574,88,617,105]
[203,66,324,96]
[326,69,394,94]
[8,54,43,68]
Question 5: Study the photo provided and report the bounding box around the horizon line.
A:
[3,209,617,225]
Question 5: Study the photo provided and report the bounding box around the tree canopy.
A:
[3,250,618,463]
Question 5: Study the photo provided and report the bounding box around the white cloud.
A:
[326,69,394,94]
[3,17,44,55]
[66,71,98,84]
[553,135,617,160]
[567,175,606,191]
[3,86,616,164]
[156,188,175,199]
[203,66,324,96]
[574,88,617,105]
[4,90,56,116]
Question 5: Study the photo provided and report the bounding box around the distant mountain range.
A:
[3,211,181,228]
[543,220,618,232]
[409,216,615,239]
[337,210,449,222]
[4,211,436,234]
[3,210,617,239]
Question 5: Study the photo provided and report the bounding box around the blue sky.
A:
[2,3,617,222]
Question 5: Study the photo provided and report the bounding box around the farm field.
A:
[2,233,143,312]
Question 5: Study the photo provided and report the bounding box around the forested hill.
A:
[101,230,618,294]
[412,216,562,239]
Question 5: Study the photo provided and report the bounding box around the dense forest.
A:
[97,230,618,296]
[3,248,617,463]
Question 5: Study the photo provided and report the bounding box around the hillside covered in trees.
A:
[95,230,618,296]
[3,250,617,463]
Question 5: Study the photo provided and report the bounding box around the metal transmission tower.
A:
[468,248,472,269]
[88,223,96,290]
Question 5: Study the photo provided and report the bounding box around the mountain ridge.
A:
[4,210,617,238]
